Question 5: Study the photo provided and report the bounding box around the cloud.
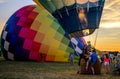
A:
[104,0,120,9]
[100,0,120,28]
[85,0,120,51]
[100,22,120,28]
[0,26,4,35]
[0,0,5,3]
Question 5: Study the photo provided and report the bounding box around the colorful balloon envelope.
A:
[1,5,71,62]
[1,5,86,62]
[33,0,105,37]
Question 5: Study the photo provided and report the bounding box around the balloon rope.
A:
[49,1,62,18]
[61,0,69,16]
[94,0,100,48]
[94,29,99,48]
[87,0,89,12]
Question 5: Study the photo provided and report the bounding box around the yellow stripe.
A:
[33,0,45,9]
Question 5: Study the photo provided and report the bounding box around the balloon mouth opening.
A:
[69,29,96,37]
[52,6,100,37]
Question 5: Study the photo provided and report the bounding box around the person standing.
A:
[103,53,110,75]
[77,42,91,74]
[69,53,74,65]
[114,53,120,68]
[85,48,99,75]
[40,53,44,62]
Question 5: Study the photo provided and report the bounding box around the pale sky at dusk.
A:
[85,0,120,52]
[0,0,120,52]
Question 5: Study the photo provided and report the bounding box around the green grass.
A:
[0,57,120,79]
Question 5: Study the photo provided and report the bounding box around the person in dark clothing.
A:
[40,53,44,62]
[69,53,74,65]
[77,42,91,74]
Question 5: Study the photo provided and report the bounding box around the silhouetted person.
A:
[40,53,44,62]
[69,53,74,65]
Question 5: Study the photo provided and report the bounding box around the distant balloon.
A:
[33,0,105,37]
[1,5,86,62]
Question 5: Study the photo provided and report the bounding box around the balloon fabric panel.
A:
[34,0,105,37]
[1,5,76,62]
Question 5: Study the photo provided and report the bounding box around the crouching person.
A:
[85,48,101,75]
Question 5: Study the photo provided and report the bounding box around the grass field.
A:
[0,57,120,79]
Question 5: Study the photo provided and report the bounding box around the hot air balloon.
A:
[33,0,105,37]
[1,5,72,62]
[0,5,86,62]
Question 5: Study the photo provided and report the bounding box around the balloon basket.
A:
[80,58,101,75]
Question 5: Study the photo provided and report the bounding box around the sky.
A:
[0,0,120,52]
[84,0,120,52]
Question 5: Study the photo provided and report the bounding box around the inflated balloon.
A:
[1,5,86,62]
[33,0,105,37]
[1,5,72,62]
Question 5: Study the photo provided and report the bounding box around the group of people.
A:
[113,53,120,74]
[69,41,120,75]
[114,53,120,69]
[69,41,100,75]
[101,52,120,75]
[77,41,101,75]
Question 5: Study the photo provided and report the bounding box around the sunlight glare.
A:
[100,22,120,28]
